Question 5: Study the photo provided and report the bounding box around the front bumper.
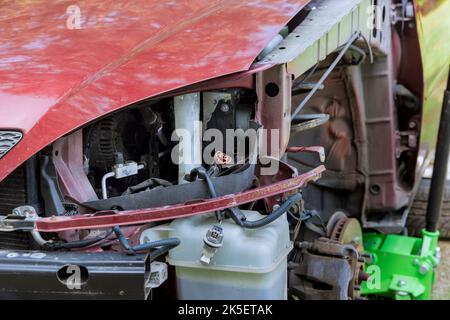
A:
[0,250,150,299]
[0,164,325,299]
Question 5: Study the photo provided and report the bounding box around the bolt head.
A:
[419,263,430,275]
[397,280,407,288]
[435,247,442,262]
[405,3,415,18]
[220,103,230,113]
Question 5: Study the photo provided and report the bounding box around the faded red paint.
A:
[0,0,310,182]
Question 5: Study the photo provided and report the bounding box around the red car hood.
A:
[0,0,309,181]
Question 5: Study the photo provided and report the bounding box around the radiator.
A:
[0,157,39,249]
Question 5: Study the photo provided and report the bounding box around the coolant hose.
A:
[113,226,180,255]
[228,193,302,229]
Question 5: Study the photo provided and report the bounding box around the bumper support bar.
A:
[0,250,151,299]
[35,165,325,232]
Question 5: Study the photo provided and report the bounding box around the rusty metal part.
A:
[289,214,368,300]
[289,237,363,300]
[328,214,366,299]
[291,113,330,133]
[326,211,347,237]
[288,70,366,225]
[285,0,423,231]
[289,72,361,175]
[329,216,364,252]
[35,165,325,232]
[360,52,416,220]
[256,64,292,157]
[286,146,325,163]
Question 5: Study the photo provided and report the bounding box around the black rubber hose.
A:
[46,229,114,249]
[426,69,450,232]
[113,226,180,254]
[150,244,177,260]
[228,193,302,229]
[186,167,222,221]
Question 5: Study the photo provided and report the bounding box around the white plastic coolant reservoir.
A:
[166,210,292,300]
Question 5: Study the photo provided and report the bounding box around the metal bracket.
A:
[254,0,384,78]
[391,2,415,25]
[0,206,38,232]
[35,165,326,232]
[287,146,326,163]
[395,130,418,158]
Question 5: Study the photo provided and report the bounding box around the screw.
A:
[419,263,430,275]
[220,103,230,113]
[397,280,407,288]
[405,3,415,18]
[435,247,441,262]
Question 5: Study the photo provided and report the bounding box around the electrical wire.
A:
[228,193,302,229]
[112,226,180,256]
[45,228,114,250]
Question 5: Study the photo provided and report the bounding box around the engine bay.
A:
[0,0,444,301]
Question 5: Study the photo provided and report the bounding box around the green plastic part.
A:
[361,229,440,300]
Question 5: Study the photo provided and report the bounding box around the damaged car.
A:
[0,0,449,300]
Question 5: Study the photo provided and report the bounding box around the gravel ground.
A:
[432,241,450,299]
